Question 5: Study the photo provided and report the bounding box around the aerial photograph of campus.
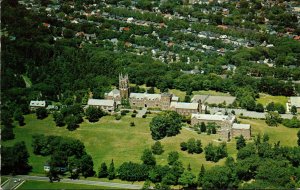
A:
[1,0,300,189]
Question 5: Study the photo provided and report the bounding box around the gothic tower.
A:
[119,73,129,99]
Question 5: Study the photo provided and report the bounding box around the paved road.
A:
[2,177,25,190]
[14,175,143,189]
[208,107,294,119]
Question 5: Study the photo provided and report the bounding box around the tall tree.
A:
[108,159,116,180]
[291,105,297,115]
[98,162,108,178]
[141,149,156,166]
[36,107,48,119]
[236,135,246,150]
[151,141,164,155]
[197,164,205,187]
[167,151,179,165]
[81,154,95,178]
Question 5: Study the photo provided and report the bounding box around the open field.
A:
[2,113,233,177]
[18,180,116,189]
[256,93,288,106]
[2,112,298,180]
[238,118,299,146]
[169,89,230,102]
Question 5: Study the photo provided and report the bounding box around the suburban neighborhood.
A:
[1,0,300,189]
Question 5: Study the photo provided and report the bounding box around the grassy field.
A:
[2,112,298,181]
[1,177,9,185]
[169,89,230,102]
[238,118,299,146]
[256,93,288,106]
[2,113,234,177]
[18,180,117,189]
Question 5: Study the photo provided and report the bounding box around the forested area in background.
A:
[1,0,300,117]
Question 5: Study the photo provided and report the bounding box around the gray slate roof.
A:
[232,123,251,130]
[88,99,115,107]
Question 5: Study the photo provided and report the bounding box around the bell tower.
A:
[119,73,129,99]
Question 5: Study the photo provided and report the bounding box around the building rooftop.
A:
[130,93,161,100]
[170,102,199,110]
[232,123,251,130]
[30,101,46,107]
[290,96,300,107]
[88,99,115,107]
[191,95,236,105]
[105,89,120,97]
[191,113,235,122]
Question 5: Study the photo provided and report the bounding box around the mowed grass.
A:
[18,180,116,189]
[3,113,297,180]
[169,89,231,102]
[1,177,9,184]
[238,118,299,146]
[2,113,236,177]
[256,93,288,106]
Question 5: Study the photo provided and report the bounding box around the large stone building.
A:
[87,99,116,113]
[170,102,201,116]
[104,74,202,115]
[191,113,235,128]
[191,113,251,141]
[231,123,251,140]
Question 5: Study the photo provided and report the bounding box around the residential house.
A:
[29,100,46,111]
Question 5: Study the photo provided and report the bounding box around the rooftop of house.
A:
[290,96,300,107]
[30,100,46,107]
[170,102,199,110]
[232,123,251,130]
[88,99,115,107]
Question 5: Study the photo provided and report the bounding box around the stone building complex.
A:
[191,112,251,141]
[103,74,202,115]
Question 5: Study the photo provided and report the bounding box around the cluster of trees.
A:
[195,122,218,134]
[2,141,32,175]
[32,135,95,179]
[180,138,203,154]
[198,133,300,189]
[204,142,228,162]
[266,102,286,114]
[1,110,16,141]
[149,111,183,140]
[282,117,300,128]
[52,104,85,131]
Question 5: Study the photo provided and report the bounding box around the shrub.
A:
[142,114,147,118]
[121,110,127,116]
[115,115,121,120]
[131,113,136,118]
[130,122,135,127]
[133,110,138,113]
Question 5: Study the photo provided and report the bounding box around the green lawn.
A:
[2,113,235,177]
[1,177,9,185]
[238,118,299,146]
[18,180,116,189]
[3,112,297,181]
[169,89,231,102]
[193,90,230,96]
[21,75,32,88]
[256,93,288,106]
